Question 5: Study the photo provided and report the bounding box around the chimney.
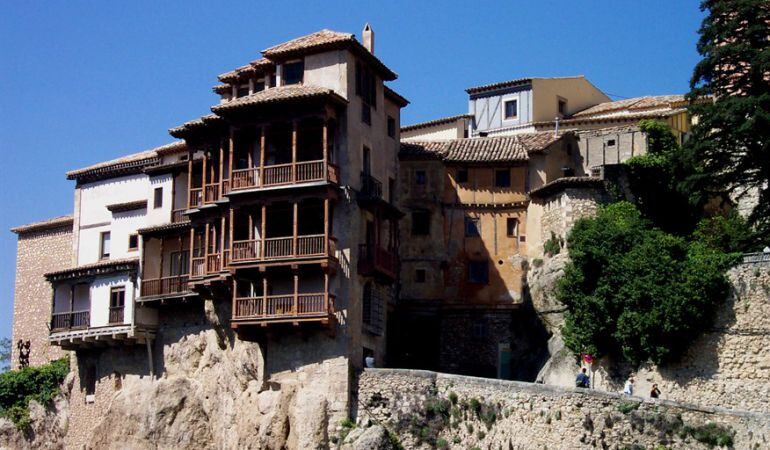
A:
[363,23,374,54]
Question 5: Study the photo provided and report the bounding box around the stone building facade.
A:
[10,216,73,368]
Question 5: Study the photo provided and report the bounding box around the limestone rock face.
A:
[0,396,69,450]
[527,253,569,333]
[342,425,394,450]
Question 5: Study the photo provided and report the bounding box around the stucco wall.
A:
[11,224,72,368]
[531,77,610,122]
[401,119,464,141]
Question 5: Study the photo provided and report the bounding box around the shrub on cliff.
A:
[0,357,69,429]
[559,202,734,366]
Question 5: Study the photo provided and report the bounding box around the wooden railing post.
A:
[262,278,267,317]
[261,204,267,259]
[187,152,193,209]
[259,127,266,187]
[293,271,299,316]
[291,121,298,183]
[322,119,329,181]
[292,201,298,257]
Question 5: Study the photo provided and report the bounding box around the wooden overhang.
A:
[137,221,191,237]
[45,258,139,283]
[106,200,148,213]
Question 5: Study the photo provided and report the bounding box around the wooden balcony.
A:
[230,160,339,192]
[50,310,90,331]
[359,173,383,200]
[140,275,190,298]
[358,244,397,280]
[232,292,335,326]
[108,306,125,325]
[231,234,334,265]
[189,188,203,208]
[171,209,188,223]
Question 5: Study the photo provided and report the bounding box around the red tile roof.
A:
[66,141,186,182]
[570,95,687,118]
[528,176,605,199]
[11,215,73,234]
[400,132,565,163]
[210,85,346,115]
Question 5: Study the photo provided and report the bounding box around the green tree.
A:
[0,338,10,372]
[685,0,770,237]
[625,120,702,235]
[559,202,733,366]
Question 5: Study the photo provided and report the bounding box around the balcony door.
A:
[109,286,125,324]
[170,250,190,276]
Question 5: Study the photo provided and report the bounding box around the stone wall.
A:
[11,222,73,368]
[539,187,606,248]
[531,253,770,415]
[356,368,770,450]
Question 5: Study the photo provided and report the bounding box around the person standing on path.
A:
[650,384,661,398]
[623,376,635,396]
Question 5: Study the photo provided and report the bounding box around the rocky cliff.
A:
[528,254,770,414]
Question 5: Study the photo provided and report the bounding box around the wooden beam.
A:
[291,121,298,183]
[259,126,266,187]
[293,271,299,316]
[261,204,267,259]
[228,129,235,188]
[323,119,329,180]
[293,201,298,257]
[324,197,330,255]
[262,277,268,317]
[187,151,193,208]
[189,227,195,276]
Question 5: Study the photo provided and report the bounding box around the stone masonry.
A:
[10,217,73,368]
[356,368,770,449]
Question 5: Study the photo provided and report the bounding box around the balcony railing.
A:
[189,188,203,208]
[360,173,383,200]
[171,209,187,223]
[358,243,397,280]
[231,234,333,264]
[191,257,205,277]
[203,184,220,204]
[230,160,339,191]
[141,275,190,297]
[206,253,221,273]
[50,310,90,331]
[108,306,125,325]
[233,293,334,321]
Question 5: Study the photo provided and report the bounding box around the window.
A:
[387,116,396,138]
[468,260,489,284]
[362,146,371,176]
[415,269,426,283]
[388,177,395,204]
[558,98,567,115]
[495,169,511,188]
[412,210,430,235]
[465,217,480,237]
[506,218,519,237]
[456,168,468,184]
[236,84,249,97]
[153,187,163,209]
[504,99,518,119]
[415,170,426,185]
[282,60,304,85]
[128,234,139,251]
[109,286,125,324]
[253,79,265,92]
[170,251,190,276]
[607,139,616,147]
[356,61,377,125]
[99,232,111,260]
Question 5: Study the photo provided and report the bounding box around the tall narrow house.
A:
[11,27,406,447]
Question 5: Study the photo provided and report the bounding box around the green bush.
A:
[448,391,458,405]
[682,422,734,448]
[436,437,449,449]
[0,357,69,429]
[543,232,563,255]
[559,202,732,366]
[617,401,640,414]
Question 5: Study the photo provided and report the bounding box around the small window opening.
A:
[495,169,511,188]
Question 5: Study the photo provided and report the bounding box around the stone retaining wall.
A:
[356,368,770,449]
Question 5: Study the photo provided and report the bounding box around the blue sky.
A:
[0,1,705,339]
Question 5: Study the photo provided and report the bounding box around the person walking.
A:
[623,376,635,396]
[650,384,661,399]
[575,368,590,388]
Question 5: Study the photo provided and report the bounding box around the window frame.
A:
[281,59,304,86]
[495,169,511,188]
[456,168,468,184]
[153,187,163,209]
[506,218,519,237]
[415,170,427,186]
[415,269,427,283]
[387,115,396,138]
[557,97,568,116]
[503,98,519,120]
[128,234,139,251]
[464,217,481,237]
[99,231,111,260]
[411,210,430,236]
[468,260,489,284]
